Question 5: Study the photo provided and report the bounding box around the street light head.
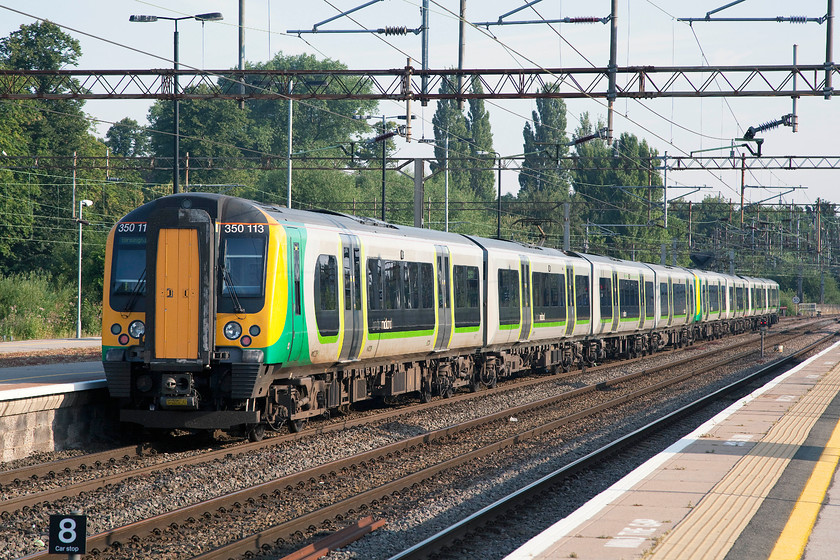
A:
[81,200,93,207]
[129,15,158,22]
[194,12,223,21]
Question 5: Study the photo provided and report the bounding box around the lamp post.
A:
[129,12,223,193]
[76,200,92,339]
[354,114,415,221]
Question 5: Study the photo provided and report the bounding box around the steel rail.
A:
[14,323,820,559]
[1,319,812,516]
[385,330,839,560]
[188,325,823,560]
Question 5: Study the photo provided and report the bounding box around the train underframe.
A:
[253,313,778,440]
[112,313,777,441]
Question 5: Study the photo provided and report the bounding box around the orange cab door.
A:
[155,228,200,359]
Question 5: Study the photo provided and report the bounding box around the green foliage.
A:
[105,117,149,158]
[520,87,570,199]
[466,79,495,200]
[571,113,666,262]
[0,20,80,73]
[431,76,495,201]
[148,85,257,188]
[248,52,376,156]
[0,272,92,339]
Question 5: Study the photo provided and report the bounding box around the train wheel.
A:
[288,419,307,433]
[247,423,266,442]
[420,377,433,403]
[469,377,480,393]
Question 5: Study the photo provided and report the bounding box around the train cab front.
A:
[102,194,270,432]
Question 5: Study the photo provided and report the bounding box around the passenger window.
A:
[599,277,612,320]
[314,254,339,337]
[575,275,590,321]
[454,265,480,327]
[619,279,640,319]
[533,271,565,323]
[498,269,520,325]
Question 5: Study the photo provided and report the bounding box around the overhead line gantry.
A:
[0,64,837,101]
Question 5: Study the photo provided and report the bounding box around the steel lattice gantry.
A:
[4,155,840,172]
[0,64,838,101]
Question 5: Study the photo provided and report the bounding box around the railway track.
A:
[386,329,840,559]
[1,316,819,493]
[3,319,830,560]
[0,318,829,559]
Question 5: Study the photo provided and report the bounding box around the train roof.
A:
[115,194,779,289]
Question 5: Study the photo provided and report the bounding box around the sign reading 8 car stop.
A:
[49,514,86,555]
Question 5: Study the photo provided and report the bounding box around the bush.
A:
[0,272,98,340]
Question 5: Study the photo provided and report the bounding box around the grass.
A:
[0,272,101,340]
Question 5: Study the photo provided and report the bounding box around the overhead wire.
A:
[0,2,811,229]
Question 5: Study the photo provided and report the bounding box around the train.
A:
[102,193,779,440]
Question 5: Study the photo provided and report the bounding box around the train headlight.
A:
[224,321,242,340]
[110,323,122,335]
[128,320,145,339]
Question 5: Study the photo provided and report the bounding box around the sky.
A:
[1,0,838,207]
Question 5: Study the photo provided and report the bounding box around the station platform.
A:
[0,336,102,355]
[0,338,110,462]
[506,339,840,560]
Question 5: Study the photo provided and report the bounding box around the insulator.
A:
[381,26,408,36]
[788,16,808,24]
[569,17,601,24]
[754,119,782,133]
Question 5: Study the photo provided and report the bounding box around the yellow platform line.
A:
[767,413,840,560]
[648,365,840,560]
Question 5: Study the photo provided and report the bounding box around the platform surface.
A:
[506,339,840,560]
[0,338,104,401]
[0,337,101,354]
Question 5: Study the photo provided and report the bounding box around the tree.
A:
[466,78,495,200]
[514,87,572,245]
[0,20,80,80]
[0,21,99,273]
[520,88,570,198]
[105,118,149,158]
[247,52,375,157]
[431,77,471,195]
[148,85,255,188]
[432,76,496,201]
[572,114,665,261]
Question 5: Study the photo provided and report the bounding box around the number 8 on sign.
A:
[49,514,86,555]
[58,518,76,543]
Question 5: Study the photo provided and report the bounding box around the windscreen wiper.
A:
[220,264,246,314]
[121,269,147,316]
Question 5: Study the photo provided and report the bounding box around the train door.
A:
[339,234,363,362]
[667,277,674,326]
[638,272,645,329]
[519,257,532,341]
[155,228,200,359]
[285,227,306,363]
[565,264,576,336]
[434,245,452,351]
[611,271,620,331]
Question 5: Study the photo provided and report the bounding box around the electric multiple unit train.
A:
[102,193,779,439]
